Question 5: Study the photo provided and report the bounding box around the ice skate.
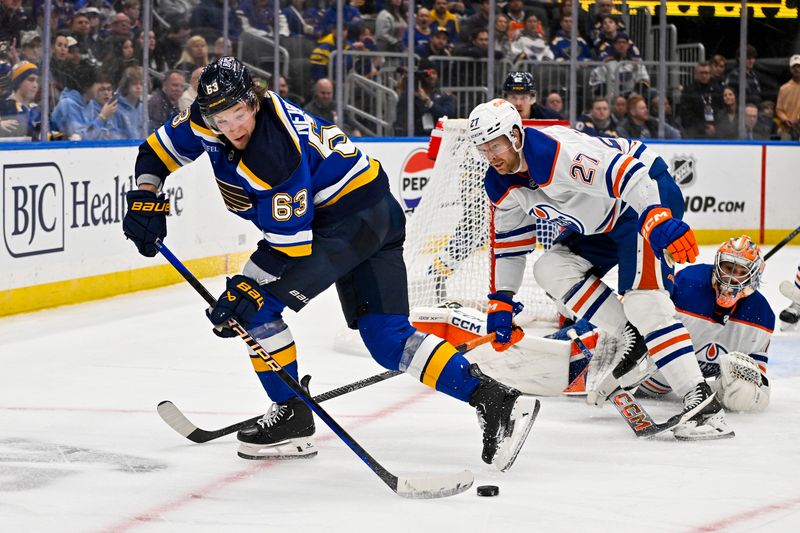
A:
[237,397,317,460]
[587,322,648,406]
[673,382,734,441]
[469,365,540,472]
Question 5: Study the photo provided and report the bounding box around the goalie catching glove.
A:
[487,292,525,351]
[122,190,169,257]
[715,351,769,412]
[207,275,265,337]
[638,205,699,264]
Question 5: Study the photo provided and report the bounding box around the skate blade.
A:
[237,438,317,460]
[673,427,736,441]
[493,396,541,473]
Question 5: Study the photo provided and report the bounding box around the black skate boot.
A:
[468,365,540,472]
[779,303,800,329]
[237,397,317,460]
[587,322,649,406]
[673,382,734,441]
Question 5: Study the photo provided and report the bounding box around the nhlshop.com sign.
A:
[1,145,259,291]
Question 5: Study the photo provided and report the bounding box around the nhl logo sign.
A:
[399,148,435,211]
[671,156,696,188]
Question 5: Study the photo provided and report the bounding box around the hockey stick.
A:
[567,330,680,438]
[157,371,402,444]
[764,223,800,261]
[156,241,473,499]
[454,332,496,352]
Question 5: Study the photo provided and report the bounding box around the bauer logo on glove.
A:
[208,275,265,335]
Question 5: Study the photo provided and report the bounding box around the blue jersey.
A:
[135,91,387,259]
[673,264,774,378]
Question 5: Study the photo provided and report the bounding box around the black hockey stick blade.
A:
[157,370,403,444]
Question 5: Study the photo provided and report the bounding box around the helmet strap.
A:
[509,126,526,173]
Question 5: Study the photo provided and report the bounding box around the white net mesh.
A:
[404,119,560,326]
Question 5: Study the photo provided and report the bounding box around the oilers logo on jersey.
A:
[529,204,586,233]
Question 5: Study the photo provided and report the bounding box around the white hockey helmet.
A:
[467,98,524,151]
[712,235,765,308]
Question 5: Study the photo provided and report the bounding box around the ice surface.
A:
[1,246,799,532]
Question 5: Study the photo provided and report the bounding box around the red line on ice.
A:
[98,388,435,533]
[686,495,800,532]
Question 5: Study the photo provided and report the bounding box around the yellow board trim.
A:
[421,342,457,389]
[251,344,297,372]
[146,132,180,172]
[318,158,381,209]
[0,251,251,318]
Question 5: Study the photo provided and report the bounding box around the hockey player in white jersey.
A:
[467,98,732,439]
[636,236,773,418]
[778,263,800,331]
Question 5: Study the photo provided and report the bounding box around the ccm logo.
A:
[612,391,652,431]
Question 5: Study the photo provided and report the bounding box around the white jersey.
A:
[483,126,668,293]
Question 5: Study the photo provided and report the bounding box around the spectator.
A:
[460,0,489,43]
[678,62,723,139]
[726,45,762,105]
[550,0,588,43]
[617,94,679,139]
[105,11,133,40]
[588,0,623,44]
[404,7,432,51]
[375,0,406,52]
[715,86,739,140]
[551,14,591,62]
[394,60,453,136]
[309,29,354,82]
[65,36,83,67]
[68,11,94,58]
[611,93,627,123]
[114,65,145,139]
[303,77,337,124]
[430,0,459,44]
[51,61,98,140]
[103,36,137,86]
[544,91,563,115]
[136,30,167,73]
[743,102,773,140]
[710,53,727,90]
[240,0,288,36]
[159,15,191,69]
[283,0,315,38]
[174,35,210,74]
[504,0,528,40]
[0,0,36,45]
[190,0,242,42]
[157,0,198,27]
[415,25,452,59]
[19,31,41,66]
[511,13,554,62]
[649,94,683,138]
[274,74,305,106]
[502,70,561,119]
[2,61,40,138]
[575,96,619,137]
[589,33,649,101]
[760,99,778,130]
[178,66,202,111]
[209,36,232,62]
[349,22,380,80]
[147,69,184,132]
[493,14,515,63]
[80,71,127,140]
[775,54,800,141]
[454,28,497,59]
[49,31,72,94]
[121,0,142,35]
[596,19,640,61]
[319,0,361,36]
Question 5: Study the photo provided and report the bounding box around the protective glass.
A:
[474,137,513,161]
[203,102,252,134]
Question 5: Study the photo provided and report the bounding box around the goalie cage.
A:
[404,118,568,327]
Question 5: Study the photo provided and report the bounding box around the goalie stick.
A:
[763,222,800,261]
[158,371,402,444]
[156,241,473,499]
[567,329,680,438]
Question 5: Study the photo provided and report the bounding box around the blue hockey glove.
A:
[122,190,169,257]
[638,205,699,263]
[207,275,265,336]
[487,292,525,352]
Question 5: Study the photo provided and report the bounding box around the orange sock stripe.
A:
[649,333,691,356]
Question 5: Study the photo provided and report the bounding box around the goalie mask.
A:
[468,99,524,167]
[712,235,765,308]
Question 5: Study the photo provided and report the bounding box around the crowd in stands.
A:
[1,0,799,141]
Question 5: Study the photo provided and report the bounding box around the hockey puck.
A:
[476,485,499,497]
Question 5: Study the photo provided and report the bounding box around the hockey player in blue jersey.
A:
[635,236,773,418]
[121,57,538,469]
[467,98,732,440]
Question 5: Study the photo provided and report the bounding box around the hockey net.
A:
[404,118,566,326]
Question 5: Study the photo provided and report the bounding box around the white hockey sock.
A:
[562,275,627,335]
[643,322,702,397]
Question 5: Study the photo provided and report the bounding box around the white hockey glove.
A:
[716,351,769,412]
